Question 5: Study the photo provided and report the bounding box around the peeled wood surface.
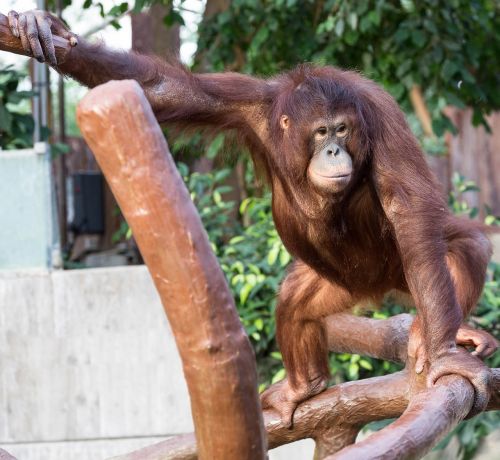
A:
[76,80,265,460]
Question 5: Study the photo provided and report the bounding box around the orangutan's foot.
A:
[260,375,328,428]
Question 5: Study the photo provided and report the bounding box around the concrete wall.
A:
[0,266,312,459]
[0,145,61,270]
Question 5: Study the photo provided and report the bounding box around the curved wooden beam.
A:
[113,313,499,460]
[76,80,266,460]
[328,375,474,459]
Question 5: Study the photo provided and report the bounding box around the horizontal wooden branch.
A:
[324,313,412,362]
[110,313,500,460]
[109,372,408,460]
[327,374,473,459]
[110,368,500,460]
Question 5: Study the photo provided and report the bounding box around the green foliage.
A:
[453,411,500,460]
[178,162,236,245]
[197,0,500,129]
[475,263,500,351]
[449,173,500,225]
[219,196,290,359]
[0,66,35,150]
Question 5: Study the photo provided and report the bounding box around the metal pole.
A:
[38,0,49,134]
[32,0,49,143]
[56,0,68,247]
[32,60,40,143]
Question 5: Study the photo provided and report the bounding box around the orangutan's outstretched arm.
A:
[4,9,267,129]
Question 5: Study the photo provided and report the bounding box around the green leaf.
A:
[400,0,415,12]
[344,30,358,46]
[318,16,335,34]
[270,352,282,361]
[359,359,373,370]
[348,13,358,31]
[0,104,13,134]
[271,368,286,384]
[163,10,185,27]
[213,190,222,205]
[335,19,345,37]
[411,30,426,48]
[251,331,261,341]
[207,133,225,159]
[267,243,280,265]
[368,10,381,26]
[250,27,270,51]
[441,60,458,80]
[348,362,359,379]
[50,142,70,157]
[240,282,253,305]
[279,249,291,267]
[394,27,410,44]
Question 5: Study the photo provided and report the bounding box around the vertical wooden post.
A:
[76,80,266,460]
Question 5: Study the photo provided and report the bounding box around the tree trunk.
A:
[131,4,180,58]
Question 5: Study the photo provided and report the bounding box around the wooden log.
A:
[115,314,500,460]
[76,80,266,460]
[328,375,474,459]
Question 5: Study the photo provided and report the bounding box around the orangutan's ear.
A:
[280,114,290,130]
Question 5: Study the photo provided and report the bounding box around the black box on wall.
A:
[69,172,105,234]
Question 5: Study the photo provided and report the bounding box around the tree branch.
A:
[110,313,499,460]
[324,313,411,362]
[410,85,435,138]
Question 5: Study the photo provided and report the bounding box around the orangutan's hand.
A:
[7,9,77,66]
[428,347,492,417]
[409,319,498,375]
[456,323,498,358]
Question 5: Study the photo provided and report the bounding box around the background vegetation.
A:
[0,66,34,149]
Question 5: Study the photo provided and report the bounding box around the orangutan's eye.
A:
[336,124,348,137]
[316,126,328,137]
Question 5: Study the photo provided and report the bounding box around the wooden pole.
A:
[76,80,266,460]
